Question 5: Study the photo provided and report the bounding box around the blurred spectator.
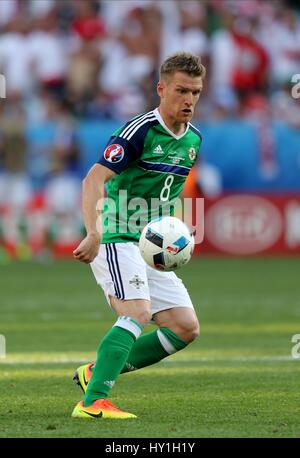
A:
[0,99,32,258]
[28,0,56,18]
[210,13,237,100]
[99,2,161,117]
[44,171,82,257]
[259,7,300,88]
[230,16,269,97]
[66,39,102,116]
[243,93,279,179]
[72,0,105,41]
[43,95,82,257]
[0,100,30,207]
[0,0,18,28]
[177,1,208,58]
[0,15,34,98]
[50,107,78,173]
[210,12,269,108]
[29,11,68,99]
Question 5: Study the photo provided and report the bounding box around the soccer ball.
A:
[139,216,194,271]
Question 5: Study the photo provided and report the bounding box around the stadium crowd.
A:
[0,0,300,259]
[1,0,300,121]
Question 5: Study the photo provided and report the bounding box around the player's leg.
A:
[153,307,200,343]
[119,307,199,373]
[72,243,151,419]
[73,253,198,395]
[73,297,151,419]
[152,306,199,358]
[108,271,199,373]
[117,308,197,371]
[83,297,151,405]
[74,306,198,394]
[117,267,200,369]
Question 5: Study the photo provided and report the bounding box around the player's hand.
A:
[73,233,101,264]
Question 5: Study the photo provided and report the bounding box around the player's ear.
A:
[157,80,164,98]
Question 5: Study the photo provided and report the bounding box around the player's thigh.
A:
[147,267,199,342]
[153,307,200,343]
[90,242,150,300]
[147,266,195,315]
[90,242,152,325]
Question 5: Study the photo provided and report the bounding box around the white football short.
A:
[90,242,194,317]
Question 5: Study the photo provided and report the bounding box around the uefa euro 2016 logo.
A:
[0,74,6,99]
[104,144,125,163]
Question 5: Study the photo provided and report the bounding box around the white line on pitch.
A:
[0,355,297,365]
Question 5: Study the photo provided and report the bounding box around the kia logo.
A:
[205,196,282,254]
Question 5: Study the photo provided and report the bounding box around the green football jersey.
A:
[97,108,202,243]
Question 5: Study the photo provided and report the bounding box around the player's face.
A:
[157,72,203,124]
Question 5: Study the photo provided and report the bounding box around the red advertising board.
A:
[1,193,300,259]
[198,195,300,255]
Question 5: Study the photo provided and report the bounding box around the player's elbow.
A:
[82,170,94,189]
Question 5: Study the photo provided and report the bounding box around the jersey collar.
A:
[154,108,190,140]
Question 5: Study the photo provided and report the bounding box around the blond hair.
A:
[160,51,206,80]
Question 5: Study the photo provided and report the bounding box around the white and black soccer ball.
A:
[139,216,195,271]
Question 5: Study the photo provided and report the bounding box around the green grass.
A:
[0,257,300,438]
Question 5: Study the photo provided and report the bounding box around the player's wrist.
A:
[87,231,101,241]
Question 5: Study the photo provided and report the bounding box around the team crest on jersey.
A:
[104,144,124,163]
[188,147,196,161]
[129,275,145,289]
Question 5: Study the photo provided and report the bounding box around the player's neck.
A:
[157,107,187,136]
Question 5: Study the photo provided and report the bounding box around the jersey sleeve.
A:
[96,135,140,174]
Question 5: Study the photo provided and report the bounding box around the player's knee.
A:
[133,309,152,327]
[188,323,200,342]
[179,322,200,343]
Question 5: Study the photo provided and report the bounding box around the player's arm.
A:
[74,132,140,264]
[73,164,115,264]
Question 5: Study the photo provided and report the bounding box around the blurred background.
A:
[0,0,300,260]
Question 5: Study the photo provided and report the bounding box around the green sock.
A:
[88,327,188,378]
[121,327,188,373]
[83,316,143,407]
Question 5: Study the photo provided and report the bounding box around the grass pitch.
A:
[0,257,299,438]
